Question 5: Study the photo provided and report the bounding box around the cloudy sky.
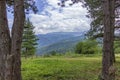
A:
[8,0,91,34]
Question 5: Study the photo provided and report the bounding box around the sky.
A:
[8,0,91,34]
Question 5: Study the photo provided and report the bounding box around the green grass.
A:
[22,54,120,80]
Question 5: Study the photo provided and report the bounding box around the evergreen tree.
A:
[22,18,38,57]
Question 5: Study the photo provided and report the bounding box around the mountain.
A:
[36,32,86,55]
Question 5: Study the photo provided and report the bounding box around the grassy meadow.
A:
[22,54,120,80]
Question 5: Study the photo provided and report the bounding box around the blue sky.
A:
[8,0,91,34]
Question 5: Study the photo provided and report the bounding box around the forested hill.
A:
[36,32,85,55]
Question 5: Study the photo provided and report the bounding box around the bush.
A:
[75,39,100,54]
[49,51,57,56]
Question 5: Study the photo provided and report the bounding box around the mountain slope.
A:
[36,32,85,55]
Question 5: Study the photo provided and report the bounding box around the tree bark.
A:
[102,0,115,80]
[0,0,25,80]
[110,0,115,63]
[0,0,11,80]
[11,0,25,80]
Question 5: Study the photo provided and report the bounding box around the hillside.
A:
[36,32,85,55]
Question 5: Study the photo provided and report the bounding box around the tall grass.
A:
[22,54,120,80]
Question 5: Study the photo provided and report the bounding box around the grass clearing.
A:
[22,54,120,80]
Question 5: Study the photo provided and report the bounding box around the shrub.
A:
[48,51,57,56]
[75,39,100,54]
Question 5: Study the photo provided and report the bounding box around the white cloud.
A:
[30,0,91,34]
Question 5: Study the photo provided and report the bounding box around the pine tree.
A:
[22,18,38,58]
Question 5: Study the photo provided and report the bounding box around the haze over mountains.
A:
[36,32,86,55]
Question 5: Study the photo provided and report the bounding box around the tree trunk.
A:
[102,0,115,80]
[110,0,116,63]
[0,0,11,80]
[11,0,25,80]
[0,0,25,80]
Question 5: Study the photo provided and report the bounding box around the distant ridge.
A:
[36,32,86,55]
